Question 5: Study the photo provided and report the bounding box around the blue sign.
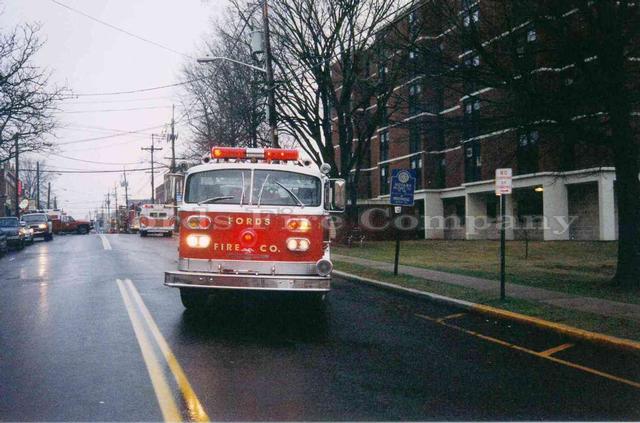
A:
[390,169,416,206]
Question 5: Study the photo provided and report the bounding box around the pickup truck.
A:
[59,215,92,234]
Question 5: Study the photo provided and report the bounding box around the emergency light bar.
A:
[211,146,299,161]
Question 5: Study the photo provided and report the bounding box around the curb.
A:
[333,270,640,354]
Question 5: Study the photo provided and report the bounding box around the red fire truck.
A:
[164,146,345,309]
[139,204,175,237]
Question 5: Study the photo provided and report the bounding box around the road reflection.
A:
[178,293,330,345]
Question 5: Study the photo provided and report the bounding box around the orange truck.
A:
[164,146,345,309]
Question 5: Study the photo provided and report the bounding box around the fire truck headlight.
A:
[286,218,311,232]
[316,259,333,276]
[286,237,310,252]
[186,234,211,248]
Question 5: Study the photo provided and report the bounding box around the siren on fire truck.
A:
[164,146,345,310]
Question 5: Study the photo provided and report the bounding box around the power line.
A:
[58,105,173,114]
[61,96,172,104]
[49,0,193,60]
[46,153,144,166]
[65,78,203,97]
[22,166,158,174]
[53,123,169,145]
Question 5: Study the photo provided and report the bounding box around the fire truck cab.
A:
[164,146,345,309]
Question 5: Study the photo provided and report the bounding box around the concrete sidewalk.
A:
[332,254,640,323]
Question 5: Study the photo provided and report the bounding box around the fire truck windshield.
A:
[185,169,321,207]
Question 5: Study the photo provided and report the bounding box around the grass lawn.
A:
[334,260,640,342]
[333,240,640,305]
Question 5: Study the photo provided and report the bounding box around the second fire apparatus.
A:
[164,146,345,309]
[139,204,175,237]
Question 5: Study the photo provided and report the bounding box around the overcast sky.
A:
[0,0,226,218]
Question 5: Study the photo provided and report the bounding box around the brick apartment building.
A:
[0,163,17,217]
[332,0,634,241]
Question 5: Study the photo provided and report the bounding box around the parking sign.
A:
[495,168,512,195]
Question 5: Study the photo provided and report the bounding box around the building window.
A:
[464,141,482,182]
[463,97,481,139]
[380,165,389,195]
[380,130,389,161]
[410,156,423,189]
[463,6,479,27]
[409,83,422,115]
[409,123,421,153]
[518,130,539,174]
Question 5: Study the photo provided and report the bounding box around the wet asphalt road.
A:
[1,233,640,421]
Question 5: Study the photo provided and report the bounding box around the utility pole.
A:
[36,161,40,209]
[53,197,57,209]
[106,192,110,230]
[169,106,178,232]
[14,136,19,218]
[142,135,163,204]
[122,168,129,232]
[47,182,51,209]
[262,0,279,148]
[122,169,129,209]
[170,105,176,173]
[114,185,118,233]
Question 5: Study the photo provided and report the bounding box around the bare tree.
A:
[264,0,406,221]
[0,22,65,162]
[180,9,269,160]
[18,158,57,207]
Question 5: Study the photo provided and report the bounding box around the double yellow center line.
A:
[117,278,210,422]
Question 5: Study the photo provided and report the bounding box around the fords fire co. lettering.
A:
[213,243,279,253]
[227,216,271,226]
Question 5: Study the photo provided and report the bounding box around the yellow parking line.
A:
[415,313,640,390]
[124,279,210,422]
[116,279,181,422]
[540,343,574,357]
[436,312,467,322]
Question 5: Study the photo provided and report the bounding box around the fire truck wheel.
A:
[140,231,147,237]
[45,233,53,242]
[163,231,172,237]
[179,288,208,310]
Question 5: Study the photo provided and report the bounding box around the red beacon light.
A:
[211,146,299,162]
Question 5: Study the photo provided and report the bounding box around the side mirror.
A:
[328,179,346,212]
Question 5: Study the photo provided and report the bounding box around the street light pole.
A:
[261,0,279,148]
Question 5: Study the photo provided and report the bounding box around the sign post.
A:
[390,169,416,275]
[495,168,512,301]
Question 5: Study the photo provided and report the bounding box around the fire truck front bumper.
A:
[164,271,331,292]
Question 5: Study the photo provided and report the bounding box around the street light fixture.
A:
[196,57,266,74]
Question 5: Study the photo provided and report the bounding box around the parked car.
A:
[0,217,26,250]
[20,221,34,245]
[0,231,7,256]
[21,213,53,241]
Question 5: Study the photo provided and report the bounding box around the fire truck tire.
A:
[140,231,147,237]
[45,233,53,242]
[179,288,208,309]
[163,231,173,237]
